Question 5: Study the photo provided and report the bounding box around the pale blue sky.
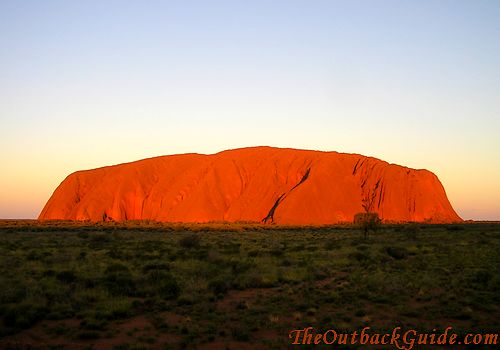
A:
[1,0,499,220]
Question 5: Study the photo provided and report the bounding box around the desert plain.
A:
[0,220,498,349]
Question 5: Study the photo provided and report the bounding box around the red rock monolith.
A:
[38,147,462,224]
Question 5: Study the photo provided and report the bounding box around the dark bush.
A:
[470,269,492,288]
[143,269,180,299]
[26,250,42,261]
[179,234,201,248]
[80,317,108,331]
[446,225,465,231]
[231,326,250,341]
[348,251,370,262]
[90,234,111,243]
[105,263,131,274]
[403,224,421,236]
[1,283,27,303]
[269,247,284,257]
[56,270,77,283]
[76,330,101,339]
[208,278,229,295]
[158,276,180,300]
[146,269,171,283]
[228,260,252,274]
[385,246,408,260]
[42,269,56,277]
[281,258,292,266]
[247,250,259,257]
[47,303,75,320]
[3,302,47,329]
[142,261,170,273]
[103,263,135,295]
[77,231,89,239]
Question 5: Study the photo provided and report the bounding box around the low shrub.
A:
[3,302,48,329]
[103,263,135,296]
[385,246,408,260]
[158,277,181,300]
[56,270,77,283]
[179,234,201,248]
[208,278,229,295]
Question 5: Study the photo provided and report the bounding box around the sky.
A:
[0,0,499,220]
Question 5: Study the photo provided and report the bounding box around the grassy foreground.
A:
[0,220,498,349]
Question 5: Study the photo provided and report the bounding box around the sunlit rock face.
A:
[39,147,462,224]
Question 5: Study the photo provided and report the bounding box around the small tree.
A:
[354,212,381,239]
[356,181,381,239]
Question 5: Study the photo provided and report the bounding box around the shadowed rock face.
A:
[39,147,462,224]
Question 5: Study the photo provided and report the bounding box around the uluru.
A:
[38,146,462,224]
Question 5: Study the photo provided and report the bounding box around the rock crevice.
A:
[262,167,311,223]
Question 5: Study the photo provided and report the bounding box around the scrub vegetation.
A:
[0,220,498,349]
